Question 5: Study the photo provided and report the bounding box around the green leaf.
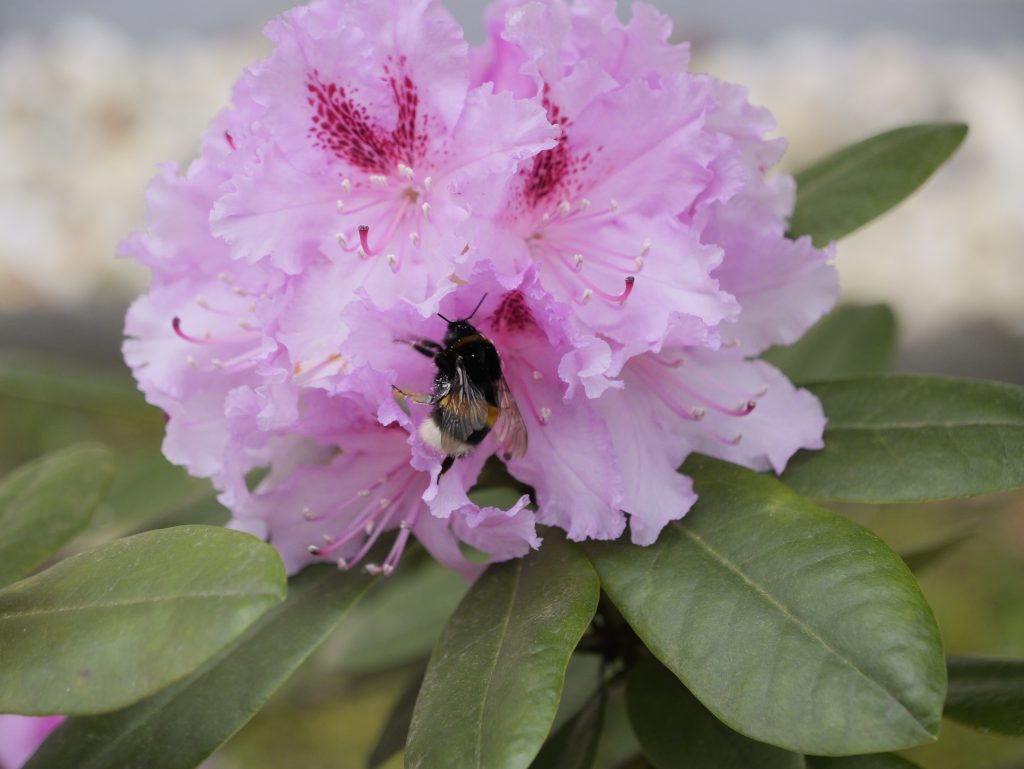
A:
[944,657,1024,736]
[789,123,968,246]
[806,756,922,769]
[585,456,945,755]
[0,444,114,588]
[899,532,974,575]
[406,536,600,769]
[782,376,1024,503]
[320,548,468,674]
[761,305,897,385]
[25,564,376,769]
[530,685,605,769]
[627,657,805,769]
[369,665,426,769]
[0,525,286,715]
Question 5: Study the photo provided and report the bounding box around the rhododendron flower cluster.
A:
[123,0,837,577]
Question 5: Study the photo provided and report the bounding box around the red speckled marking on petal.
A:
[306,58,428,173]
[522,84,592,207]
[492,291,537,333]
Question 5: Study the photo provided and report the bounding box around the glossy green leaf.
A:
[789,123,967,246]
[783,376,1024,502]
[0,525,286,715]
[368,665,426,769]
[585,456,945,755]
[806,756,922,769]
[530,685,605,769]
[627,657,804,769]
[406,536,600,769]
[944,657,1024,736]
[25,564,375,769]
[320,549,468,674]
[0,444,113,588]
[761,304,897,385]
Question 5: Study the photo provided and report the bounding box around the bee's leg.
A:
[395,338,444,359]
[391,385,433,405]
[440,455,456,476]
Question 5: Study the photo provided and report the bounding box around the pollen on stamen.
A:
[691,407,707,420]
[409,232,420,247]
[421,202,432,221]
[756,385,769,397]
[336,557,349,570]
[231,286,248,297]
[217,272,230,283]
[370,174,388,187]
[336,233,348,247]
[423,176,433,191]
[387,254,398,269]
[635,257,645,271]
[580,289,593,304]
[579,198,591,211]
[195,296,210,309]
[365,564,384,575]
[572,253,584,270]
[358,489,371,497]
[641,239,652,258]
[307,544,322,555]
[397,163,414,179]
[533,370,543,380]
[322,534,336,545]
[186,355,198,369]
[540,407,552,424]
[609,199,619,212]
[557,200,571,215]
[341,178,352,193]
[302,507,314,520]
[336,200,345,213]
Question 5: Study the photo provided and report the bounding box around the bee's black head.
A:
[443,319,480,347]
[438,294,488,346]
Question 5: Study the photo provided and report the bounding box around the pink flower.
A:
[0,716,64,769]
[123,0,837,576]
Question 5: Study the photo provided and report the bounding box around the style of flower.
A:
[123,0,837,577]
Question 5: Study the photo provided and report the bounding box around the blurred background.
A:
[0,1,1021,768]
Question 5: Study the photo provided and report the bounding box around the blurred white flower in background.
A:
[0,18,1021,347]
[0,17,264,310]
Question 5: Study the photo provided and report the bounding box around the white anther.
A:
[542,212,551,223]
[730,433,743,445]
[579,198,591,211]
[580,289,593,304]
[609,199,619,212]
[691,407,706,420]
[358,489,371,497]
[341,178,352,193]
[238,321,257,331]
[370,174,388,187]
[211,359,225,370]
[756,385,769,397]
[365,564,384,575]
[365,521,376,535]
[409,232,421,246]
[195,296,209,309]
[635,257,645,271]
[307,545,322,555]
[540,407,552,424]
[641,239,652,257]
[322,534,336,544]
[217,272,230,282]
[336,557,349,570]
[572,253,584,270]
[336,200,345,213]
[382,564,395,576]
[248,303,258,313]
[336,233,349,247]
[357,246,368,259]
[423,176,433,191]
[186,355,198,369]
[557,200,571,215]
[724,337,740,349]
[302,507,314,520]
[397,163,414,179]
[421,202,432,221]
[533,370,543,380]
[232,286,248,296]
[400,520,412,530]
[387,253,398,268]
[379,498,391,509]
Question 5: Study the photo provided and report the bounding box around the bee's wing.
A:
[438,358,490,443]
[494,376,529,460]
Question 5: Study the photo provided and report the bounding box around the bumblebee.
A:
[395,295,528,471]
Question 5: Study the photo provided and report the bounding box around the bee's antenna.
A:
[466,293,488,320]
[436,312,453,323]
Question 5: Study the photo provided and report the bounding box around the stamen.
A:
[532,370,543,380]
[387,253,399,271]
[572,253,584,271]
[369,174,388,187]
[409,232,420,247]
[336,233,348,247]
[423,176,432,191]
[397,163,415,179]
[557,200,571,215]
[540,407,552,424]
[336,200,345,213]
[609,199,619,212]
[579,198,591,211]
[358,225,376,257]
[635,257,645,271]
[421,202,432,221]
[341,178,353,193]
[580,289,593,304]
[640,239,652,258]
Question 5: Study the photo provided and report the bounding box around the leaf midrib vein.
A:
[679,525,931,735]
[474,562,522,767]
[0,591,279,621]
